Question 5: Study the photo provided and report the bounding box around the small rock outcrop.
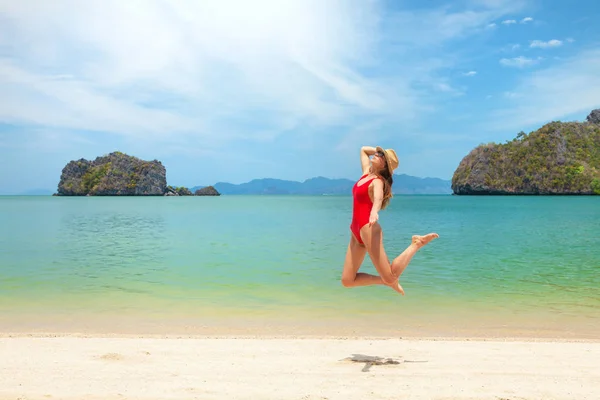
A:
[587,109,600,125]
[195,186,221,196]
[56,152,167,196]
[165,186,193,196]
[452,111,600,195]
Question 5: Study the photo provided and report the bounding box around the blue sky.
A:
[1,0,599,194]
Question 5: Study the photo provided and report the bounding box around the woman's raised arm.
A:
[360,146,376,174]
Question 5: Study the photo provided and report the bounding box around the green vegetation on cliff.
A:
[452,110,600,195]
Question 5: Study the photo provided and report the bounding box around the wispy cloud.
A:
[499,56,541,68]
[334,120,387,153]
[0,0,405,146]
[503,91,523,99]
[520,17,533,23]
[0,0,538,190]
[530,39,563,48]
[501,19,517,24]
[383,1,524,45]
[0,0,524,153]
[493,49,600,129]
[437,82,465,94]
[501,43,521,52]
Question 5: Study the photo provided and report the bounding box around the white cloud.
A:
[500,43,521,52]
[463,71,477,76]
[437,83,455,92]
[334,120,387,153]
[0,60,197,140]
[503,91,523,98]
[487,23,497,28]
[492,49,600,129]
[499,56,541,68]
[530,39,563,48]
[360,0,524,45]
[520,17,533,23]
[1,0,555,194]
[0,0,527,176]
[501,19,517,24]
[0,0,402,144]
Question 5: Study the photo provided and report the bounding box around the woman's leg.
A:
[390,234,439,278]
[361,224,439,295]
[360,224,404,294]
[340,233,386,288]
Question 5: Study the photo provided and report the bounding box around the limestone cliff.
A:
[452,109,600,195]
[56,152,167,196]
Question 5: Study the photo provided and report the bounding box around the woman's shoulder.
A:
[369,176,384,187]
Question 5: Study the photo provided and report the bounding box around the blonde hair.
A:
[378,166,394,210]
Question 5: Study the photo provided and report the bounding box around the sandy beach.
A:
[1,334,599,400]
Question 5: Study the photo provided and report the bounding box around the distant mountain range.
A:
[12,174,451,196]
[191,174,451,195]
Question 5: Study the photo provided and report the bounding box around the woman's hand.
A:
[368,211,379,226]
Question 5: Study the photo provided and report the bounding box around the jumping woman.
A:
[341,145,439,295]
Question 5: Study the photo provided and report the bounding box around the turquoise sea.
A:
[1,195,599,338]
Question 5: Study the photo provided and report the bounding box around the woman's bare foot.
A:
[412,233,439,248]
[386,280,405,295]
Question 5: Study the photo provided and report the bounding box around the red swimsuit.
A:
[350,174,380,244]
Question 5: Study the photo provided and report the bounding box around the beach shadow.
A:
[343,354,401,372]
[342,354,429,372]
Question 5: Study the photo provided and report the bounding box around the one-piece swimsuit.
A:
[350,174,379,244]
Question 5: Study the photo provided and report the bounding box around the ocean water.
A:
[1,195,599,338]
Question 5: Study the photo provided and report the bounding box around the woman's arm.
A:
[369,179,384,226]
[360,146,376,174]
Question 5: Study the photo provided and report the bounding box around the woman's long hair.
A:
[378,165,394,210]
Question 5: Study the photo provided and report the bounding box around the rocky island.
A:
[195,186,220,196]
[452,109,600,195]
[55,151,219,196]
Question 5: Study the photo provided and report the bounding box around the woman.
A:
[341,145,439,295]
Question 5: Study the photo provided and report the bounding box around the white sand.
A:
[1,335,599,400]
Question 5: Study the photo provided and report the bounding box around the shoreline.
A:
[2,310,599,342]
[2,323,599,342]
[3,332,600,343]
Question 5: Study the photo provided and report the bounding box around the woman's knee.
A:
[341,275,355,287]
[380,273,396,286]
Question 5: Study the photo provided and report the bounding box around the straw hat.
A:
[376,146,399,173]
